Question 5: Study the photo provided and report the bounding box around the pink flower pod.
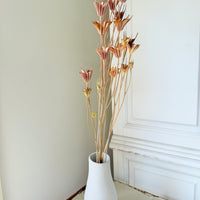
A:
[96,47,110,60]
[79,68,93,83]
[94,1,108,17]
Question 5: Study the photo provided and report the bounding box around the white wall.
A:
[0,181,2,200]
[110,0,200,200]
[0,0,99,199]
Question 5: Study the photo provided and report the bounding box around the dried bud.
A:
[84,88,92,98]
[121,64,129,73]
[108,67,120,78]
[92,112,97,118]
[97,82,101,91]
[129,62,134,69]
[121,36,131,47]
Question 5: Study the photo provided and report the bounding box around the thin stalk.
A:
[87,98,98,157]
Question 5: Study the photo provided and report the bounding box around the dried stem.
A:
[80,0,139,162]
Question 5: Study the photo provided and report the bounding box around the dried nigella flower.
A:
[121,64,129,73]
[114,8,131,31]
[108,67,120,78]
[79,68,93,83]
[121,36,131,47]
[94,1,108,17]
[128,43,140,54]
[109,44,124,58]
[127,35,140,54]
[128,33,138,44]
[93,20,112,35]
[114,16,131,31]
[96,47,110,60]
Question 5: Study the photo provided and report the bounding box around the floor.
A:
[73,181,166,200]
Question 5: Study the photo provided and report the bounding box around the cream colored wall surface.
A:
[0,0,99,199]
[0,181,3,200]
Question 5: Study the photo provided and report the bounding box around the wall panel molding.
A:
[111,0,200,199]
[112,149,200,200]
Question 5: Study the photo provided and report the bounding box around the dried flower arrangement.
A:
[79,0,139,163]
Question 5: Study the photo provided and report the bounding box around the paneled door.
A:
[110,0,200,199]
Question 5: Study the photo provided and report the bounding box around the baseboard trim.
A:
[66,186,86,200]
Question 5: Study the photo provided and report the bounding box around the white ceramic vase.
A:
[84,152,118,200]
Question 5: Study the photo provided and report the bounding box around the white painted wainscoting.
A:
[110,0,200,199]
